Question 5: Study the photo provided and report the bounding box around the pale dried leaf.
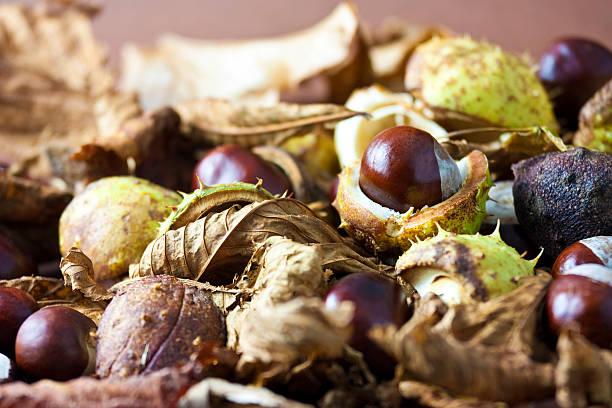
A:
[177,98,362,148]
[179,377,313,408]
[555,330,612,408]
[398,381,506,408]
[131,198,351,284]
[119,3,360,109]
[60,247,113,301]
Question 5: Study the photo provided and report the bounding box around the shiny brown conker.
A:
[552,236,612,278]
[358,126,461,213]
[0,287,38,355]
[538,37,612,129]
[15,306,96,381]
[191,144,292,196]
[324,272,411,377]
[547,264,612,349]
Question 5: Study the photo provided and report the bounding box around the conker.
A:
[358,126,462,213]
[0,287,38,355]
[0,352,18,384]
[324,272,411,376]
[15,306,96,381]
[547,264,612,349]
[0,233,37,280]
[552,236,612,278]
[538,37,612,128]
[191,144,292,196]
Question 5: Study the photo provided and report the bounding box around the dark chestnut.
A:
[0,287,38,355]
[358,126,461,213]
[329,174,339,204]
[552,236,612,278]
[324,272,411,376]
[547,264,612,349]
[15,306,96,381]
[538,37,612,128]
[191,144,292,196]
[0,352,18,384]
[0,233,37,280]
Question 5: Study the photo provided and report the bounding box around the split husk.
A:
[119,2,363,109]
[573,78,612,153]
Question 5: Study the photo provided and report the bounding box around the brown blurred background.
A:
[84,0,612,67]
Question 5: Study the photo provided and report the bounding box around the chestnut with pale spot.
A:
[552,236,612,278]
[358,126,462,213]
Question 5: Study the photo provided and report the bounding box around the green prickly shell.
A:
[406,36,559,131]
[394,224,540,305]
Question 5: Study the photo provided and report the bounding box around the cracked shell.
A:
[333,150,491,253]
[395,226,539,305]
[406,37,558,131]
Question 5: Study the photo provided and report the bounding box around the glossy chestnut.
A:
[0,287,38,355]
[324,272,411,376]
[0,233,37,280]
[538,37,612,128]
[358,126,461,213]
[552,236,612,278]
[191,144,292,196]
[15,306,96,381]
[547,264,612,349]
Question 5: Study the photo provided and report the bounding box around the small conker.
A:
[15,306,96,381]
[0,233,37,280]
[538,37,612,128]
[358,126,462,213]
[546,264,612,349]
[191,144,292,196]
[0,287,38,355]
[552,236,612,278]
[324,272,411,376]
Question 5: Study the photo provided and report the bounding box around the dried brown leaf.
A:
[555,330,612,408]
[119,3,360,109]
[130,198,357,285]
[371,274,556,403]
[60,247,113,301]
[398,381,506,408]
[0,275,106,324]
[178,377,314,408]
[177,98,362,148]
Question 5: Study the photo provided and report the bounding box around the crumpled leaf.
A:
[176,98,362,148]
[0,275,106,324]
[119,3,361,109]
[371,274,556,403]
[130,198,370,285]
[442,126,568,178]
[555,329,612,408]
[59,247,113,301]
[178,377,313,408]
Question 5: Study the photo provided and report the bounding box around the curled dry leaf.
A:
[0,275,106,324]
[176,98,363,148]
[178,377,313,408]
[555,330,612,408]
[59,247,113,301]
[371,274,556,403]
[573,78,612,152]
[119,3,361,109]
[442,126,567,178]
[131,198,362,285]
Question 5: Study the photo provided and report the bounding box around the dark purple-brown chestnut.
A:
[0,287,38,355]
[359,126,461,213]
[191,144,292,196]
[538,37,612,129]
[552,236,612,278]
[0,233,37,280]
[547,264,612,349]
[15,306,96,381]
[324,272,411,377]
[96,275,226,378]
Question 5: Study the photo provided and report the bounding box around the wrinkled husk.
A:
[0,275,106,324]
[176,98,362,148]
[371,273,556,404]
[574,78,612,153]
[442,126,568,179]
[119,3,363,109]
